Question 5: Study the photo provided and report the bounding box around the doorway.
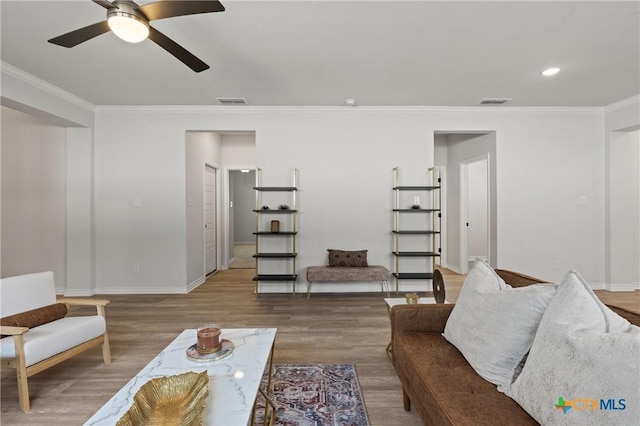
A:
[228,169,256,269]
[434,131,497,274]
[204,165,217,275]
[460,155,490,273]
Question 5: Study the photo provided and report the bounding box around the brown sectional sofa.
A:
[390,269,640,425]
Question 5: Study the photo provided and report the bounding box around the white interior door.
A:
[461,155,489,273]
[204,165,217,275]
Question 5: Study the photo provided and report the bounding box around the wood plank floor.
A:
[1,268,638,425]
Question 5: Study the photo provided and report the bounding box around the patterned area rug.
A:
[255,364,370,426]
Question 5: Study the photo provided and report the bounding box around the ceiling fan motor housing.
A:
[107,1,149,24]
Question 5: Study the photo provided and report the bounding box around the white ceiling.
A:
[1,0,638,107]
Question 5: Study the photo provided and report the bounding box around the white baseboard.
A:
[444,263,463,274]
[62,288,93,297]
[94,286,188,294]
[468,256,488,262]
[606,282,637,292]
[588,282,607,290]
[187,276,206,292]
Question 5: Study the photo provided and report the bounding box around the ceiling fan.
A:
[48,0,225,72]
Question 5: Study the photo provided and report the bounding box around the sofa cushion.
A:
[443,259,557,391]
[393,332,537,425]
[0,316,106,366]
[327,249,368,267]
[1,303,68,330]
[507,270,640,425]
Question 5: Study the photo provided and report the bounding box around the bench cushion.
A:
[307,265,391,282]
[0,316,106,366]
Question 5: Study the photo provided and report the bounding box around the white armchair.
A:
[0,271,111,411]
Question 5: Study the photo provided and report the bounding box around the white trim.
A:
[1,61,95,112]
[468,256,488,262]
[588,282,607,291]
[95,286,190,294]
[444,263,463,275]
[604,95,640,113]
[607,283,638,292]
[63,289,94,297]
[187,276,206,293]
[436,165,447,268]
[94,104,606,114]
[204,163,218,276]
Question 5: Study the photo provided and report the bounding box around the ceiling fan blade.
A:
[147,26,209,72]
[92,0,117,10]
[138,0,224,22]
[48,20,111,48]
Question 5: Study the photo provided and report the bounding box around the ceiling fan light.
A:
[108,13,149,43]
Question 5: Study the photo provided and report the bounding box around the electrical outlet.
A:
[133,263,140,273]
[413,196,420,205]
[553,260,560,270]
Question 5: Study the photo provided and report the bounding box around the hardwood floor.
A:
[1,268,638,425]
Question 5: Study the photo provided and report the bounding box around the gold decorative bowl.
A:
[116,371,209,426]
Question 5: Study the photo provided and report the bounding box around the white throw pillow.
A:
[443,259,558,391]
[507,270,640,425]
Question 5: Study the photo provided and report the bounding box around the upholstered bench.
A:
[306,265,392,298]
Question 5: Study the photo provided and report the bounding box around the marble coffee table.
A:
[84,328,277,426]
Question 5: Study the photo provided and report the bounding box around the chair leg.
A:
[102,332,112,365]
[402,387,411,411]
[14,334,30,411]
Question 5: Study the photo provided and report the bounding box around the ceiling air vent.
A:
[478,97,512,105]
[216,97,248,105]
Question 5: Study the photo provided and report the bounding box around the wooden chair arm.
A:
[57,298,109,317]
[57,298,110,306]
[0,326,29,335]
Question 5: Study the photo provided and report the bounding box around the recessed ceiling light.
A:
[541,67,561,76]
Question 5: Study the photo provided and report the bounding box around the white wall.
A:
[2,63,95,295]
[185,132,222,291]
[609,129,639,289]
[605,97,640,290]
[5,64,636,294]
[90,106,610,293]
[1,106,67,288]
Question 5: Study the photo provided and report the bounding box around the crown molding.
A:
[95,104,604,114]
[1,61,95,112]
[604,95,640,113]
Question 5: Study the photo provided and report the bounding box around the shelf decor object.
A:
[392,167,442,293]
[252,168,299,295]
[116,371,209,426]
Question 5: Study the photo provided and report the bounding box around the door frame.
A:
[204,163,218,276]
[460,153,491,274]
